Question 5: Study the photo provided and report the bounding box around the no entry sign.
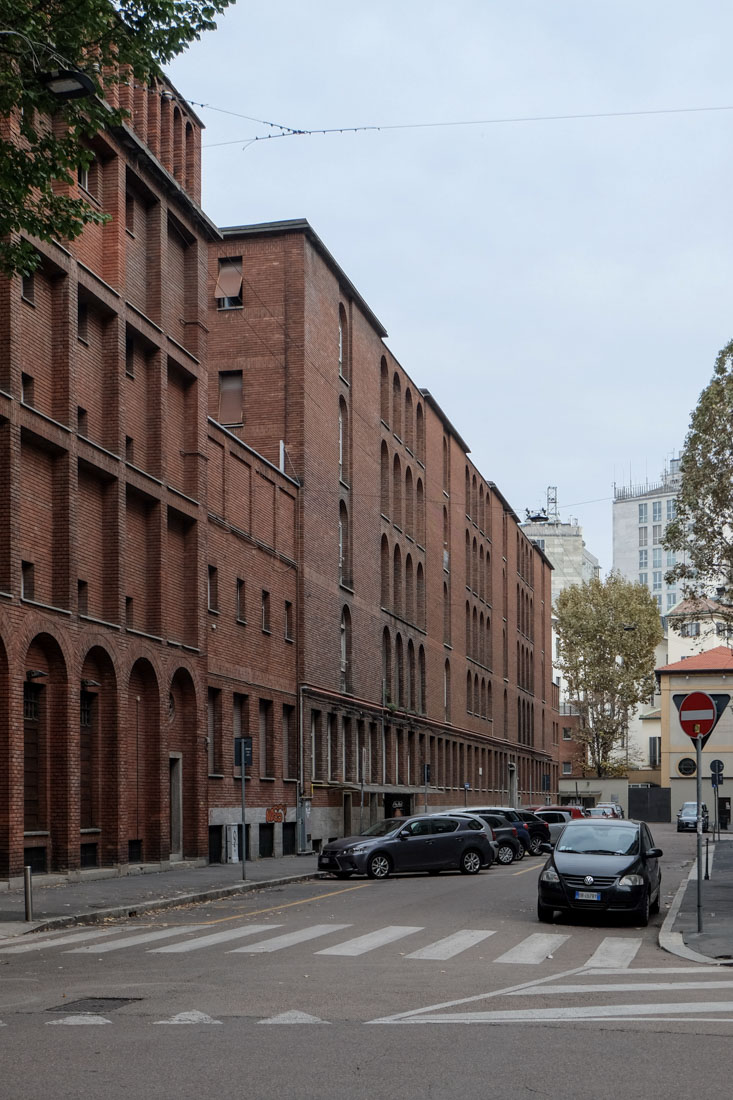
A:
[678,691,716,739]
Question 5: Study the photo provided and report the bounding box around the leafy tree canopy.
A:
[665,338,733,622]
[0,0,233,275]
[555,573,663,778]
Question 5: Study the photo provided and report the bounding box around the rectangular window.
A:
[236,578,246,623]
[652,501,662,523]
[259,698,274,776]
[655,595,662,610]
[218,370,243,425]
[125,192,135,234]
[207,687,221,775]
[652,571,662,591]
[638,503,648,524]
[125,335,135,377]
[214,257,243,309]
[652,548,662,569]
[649,736,661,768]
[667,591,677,609]
[21,372,34,405]
[207,565,218,612]
[21,560,35,600]
[233,693,248,776]
[77,163,89,191]
[284,600,294,641]
[667,499,676,521]
[666,550,676,568]
[78,579,88,615]
[77,300,89,343]
[261,590,270,632]
[639,549,648,569]
[653,524,662,544]
[638,527,647,547]
[77,406,88,435]
[283,704,297,779]
[562,727,572,741]
[562,761,572,775]
[21,272,35,304]
[639,572,648,587]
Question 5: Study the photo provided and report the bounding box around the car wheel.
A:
[650,890,660,915]
[516,846,525,861]
[537,900,554,923]
[497,843,515,865]
[634,889,650,927]
[459,849,482,875]
[529,835,543,856]
[333,872,353,880]
[366,852,391,880]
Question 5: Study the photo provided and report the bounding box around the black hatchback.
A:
[537,819,663,926]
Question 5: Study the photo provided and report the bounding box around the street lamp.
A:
[39,69,96,100]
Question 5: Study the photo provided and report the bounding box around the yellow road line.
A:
[512,862,541,876]
[197,883,370,925]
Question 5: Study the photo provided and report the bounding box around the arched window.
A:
[405,467,414,537]
[408,639,416,710]
[443,437,449,493]
[173,106,183,181]
[416,479,425,544]
[338,304,349,381]
[380,535,390,607]
[339,500,350,585]
[419,646,426,713]
[404,388,414,451]
[338,397,350,484]
[479,612,485,664]
[393,544,402,616]
[486,614,492,669]
[380,357,390,424]
[417,562,426,628]
[479,546,485,601]
[416,403,425,462]
[472,475,478,520]
[405,554,414,623]
[381,441,390,517]
[474,674,480,718]
[392,373,401,438]
[184,122,195,193]
[465,530,471,587]
[472,537,478,592]
[465,467,471,518]
[479,485,485,532]
[395,634,405,706]
[465,601,471,654]
[444,582,452,644]
[444,660,451,721]
[392,454,402,529]
[481,678,487,718]
[443,506,449,549]
[486,549,492,602]
[340,606,352,692]
[382,628,392,703]
[487,680,493,720]
[466,671,473,714]
[472,606,478,658]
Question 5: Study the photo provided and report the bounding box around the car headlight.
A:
[342,844,369,855]
[619,874,644,886]
[540,867,559,884]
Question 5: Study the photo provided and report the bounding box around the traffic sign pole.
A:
[696,735,703,932]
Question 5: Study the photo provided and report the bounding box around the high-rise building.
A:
[613,458,681,616]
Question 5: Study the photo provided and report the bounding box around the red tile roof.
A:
[657,645,733,674]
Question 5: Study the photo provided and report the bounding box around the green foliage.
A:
[665,338,733,619]
[0,0,233,275]
[555,573,663,777]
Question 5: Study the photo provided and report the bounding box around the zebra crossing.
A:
[0,920,645,969]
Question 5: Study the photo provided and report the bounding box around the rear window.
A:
[432,818,459,834]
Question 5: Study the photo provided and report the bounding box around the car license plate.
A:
[575,890,601,901]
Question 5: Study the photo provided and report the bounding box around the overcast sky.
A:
[167,1,733,570]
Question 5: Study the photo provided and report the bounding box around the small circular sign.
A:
[711,759,725,774]
[678,757,697,777]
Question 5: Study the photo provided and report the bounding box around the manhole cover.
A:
[47,998,140,1014]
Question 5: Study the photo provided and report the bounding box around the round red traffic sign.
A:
[679,691,716,739]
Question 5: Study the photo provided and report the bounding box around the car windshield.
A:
[556,826,639,856]
[360,818,404,837]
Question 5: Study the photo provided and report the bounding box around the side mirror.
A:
[398,830,411,840]
[646,847,663,859]
[539,841,554,854]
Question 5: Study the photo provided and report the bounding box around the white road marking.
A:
[383,1001,733,1024]
[230,924,351,953]
[67,925,207,953]
[584,937,642,969]
[514,980,733,996]
[151,923,279,953]
[154,1011,222,1025]
[316,925,424,956]
[260,1011,329,1024]
[406,930,496,960]
[494,933,570,964]
[0,929,120,954]
[46,1014,111,1025]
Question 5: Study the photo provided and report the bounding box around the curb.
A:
[14,871,327,936]
[658,846,730,966]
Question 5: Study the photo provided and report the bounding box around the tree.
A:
[0,0,233,276]
[554,573,663,778]
[665,338,733,623]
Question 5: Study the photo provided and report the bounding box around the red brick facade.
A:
[0,80,560,880]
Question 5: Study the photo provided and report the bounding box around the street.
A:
[1,824,731,1099]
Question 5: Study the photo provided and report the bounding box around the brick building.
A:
[207,221,561,851]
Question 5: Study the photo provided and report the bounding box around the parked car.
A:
[462,806,533,855]
[317,814,494,880]
[528,804,587,819]
[511,810,552,854]
[596,802,624,818]
[537,818,663,926]
[531,809,573,842]
[587,806,616,818]
[440,811,523,865]
[677,802,709,832]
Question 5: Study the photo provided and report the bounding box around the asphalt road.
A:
[2,822,730,1100]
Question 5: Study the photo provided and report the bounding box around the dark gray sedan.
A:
[317,814,494,880]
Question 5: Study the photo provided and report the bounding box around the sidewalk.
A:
[0,854,323,938]
[661,834,733,965]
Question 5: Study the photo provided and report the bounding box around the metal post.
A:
[24,865,33,921]
[240,750,247,882]
[696,734,703,933]
[704,837,710,880]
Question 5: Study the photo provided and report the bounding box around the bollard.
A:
[704,837,710,881]
[24,865,33,921]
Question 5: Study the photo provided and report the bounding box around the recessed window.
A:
[236,578,246,623]
[125,595,134,627]
[21,272,35,304]
[21,372,34,405]
[562,727,572,741]
[214,257,243,309]
[21,560,35,600]
[562,761,572,775]
[77,406,88,435]
[218,370,243,425]
[78,579,88,615]
[125,436,134,463]
[207,565,219,612]
[261,589,270,633]
[77,300,89,343]
[285,600,294,641]
[125,335,135,377]
[125,192,135,234]
[77,163,89,191]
